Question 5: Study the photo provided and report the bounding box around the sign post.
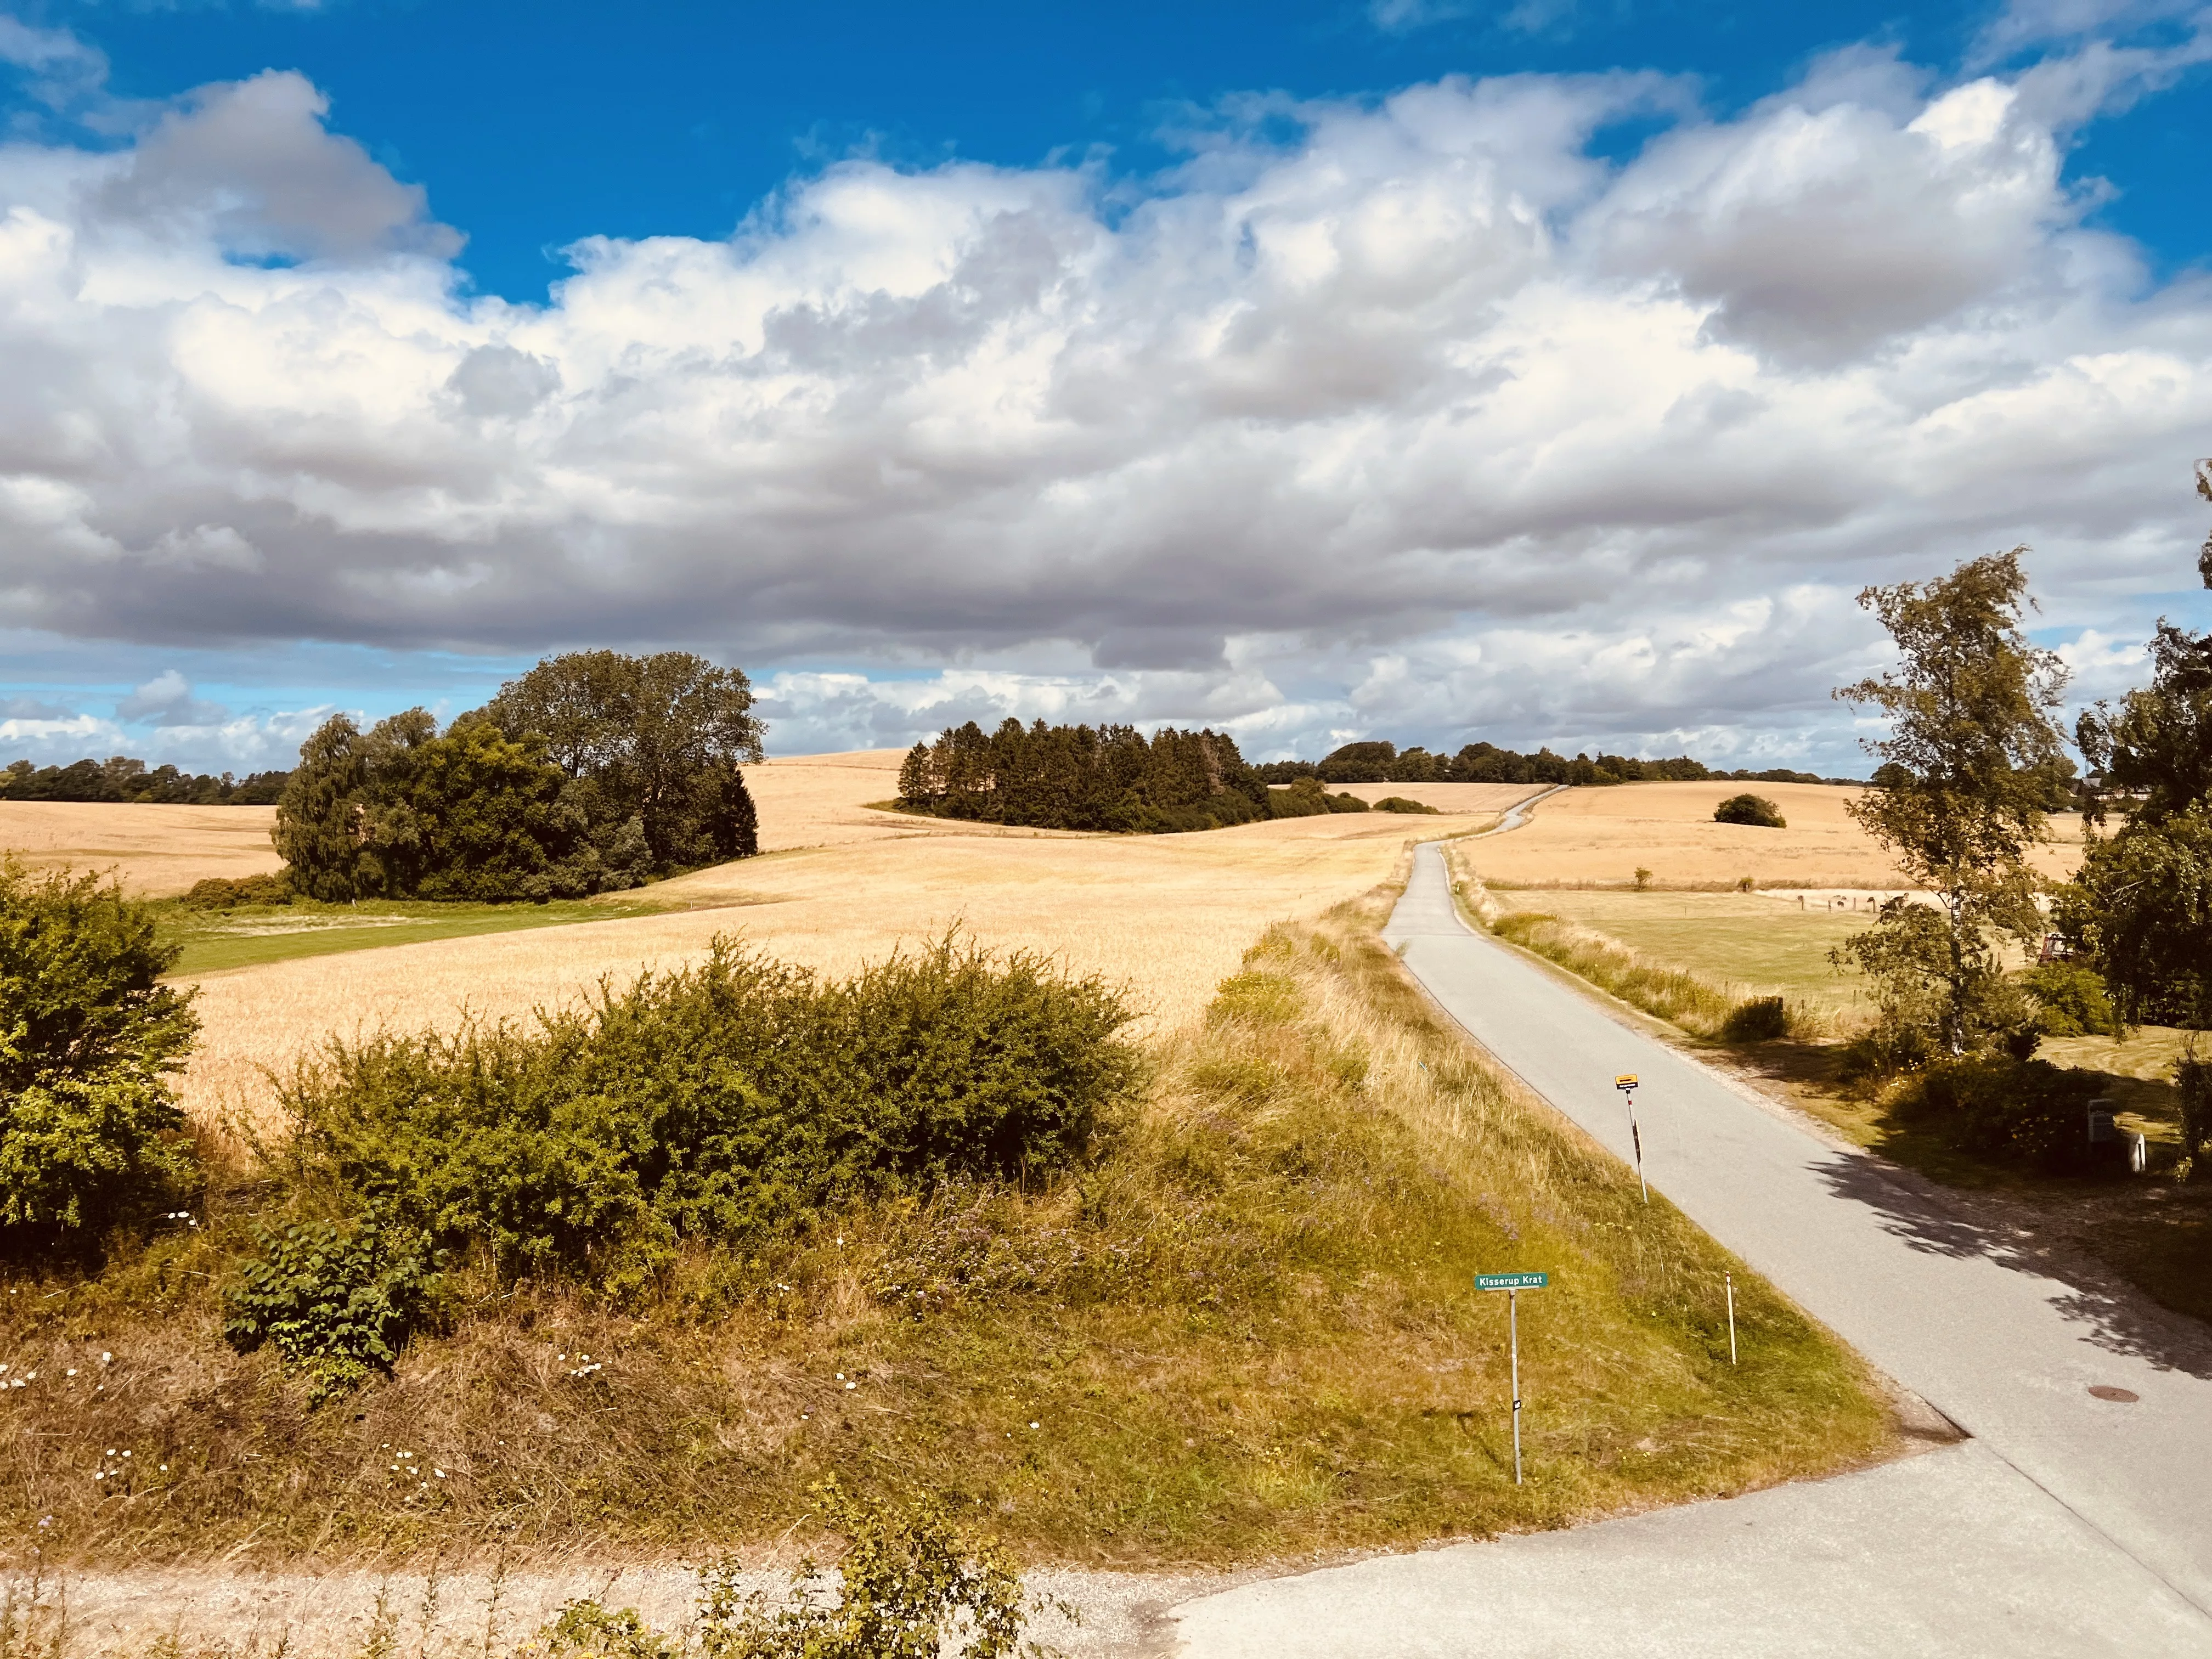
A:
[1616,1075,1647,1204]
[1725,1272,1737,1365]
[1477,1272,1549,1485]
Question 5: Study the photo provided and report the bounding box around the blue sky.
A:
[2,0,2209,772]
[36,1,2208,299]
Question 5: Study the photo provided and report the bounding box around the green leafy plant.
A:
[0,859,199,1250]
[1370,795,1439,815]
[1713,794,1786,828]
[698,1482,1029,1659]
[180,872,295,910]
[222,1213,443,1401]
[2018,962,2116,1037]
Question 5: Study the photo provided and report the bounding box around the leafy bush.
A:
[1371,795,1440,815]
[2019,962,2116,1037]
[1721,996,1790,1042]
[1267,778,1368,817]
[1894,1057,2105,1173]
[0,860,199,1248]
[700,1482,1026,1659]
[279,936,1141,1288]
[537,1483,1027,1659]
[181,872,294,910]
[222,1213,442,1401]
[1713,794,1786,828]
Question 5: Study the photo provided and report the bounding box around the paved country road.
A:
[1169,843,2212,1657]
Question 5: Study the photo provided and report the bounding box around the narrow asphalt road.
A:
[1170,843,2212,1656]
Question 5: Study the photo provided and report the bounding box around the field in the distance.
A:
[168,753,1541,1124]
[1458,781,2085,891]
[0,800,283,895]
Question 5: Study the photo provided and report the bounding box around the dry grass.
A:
[0,884,1893,1583]
[1460,782,2086,891]
[0,802,282,897]
[173,761,1539,1126]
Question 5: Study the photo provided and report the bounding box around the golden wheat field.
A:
[0,800,284,895]
[167,757,1539,1125]
[1458,781,2087,890]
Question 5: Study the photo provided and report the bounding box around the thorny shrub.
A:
[276,935,1142,1294]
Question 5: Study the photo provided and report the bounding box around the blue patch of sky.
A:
[15,0,2205,302]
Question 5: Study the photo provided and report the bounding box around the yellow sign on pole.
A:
[1615,1074,1638,1090]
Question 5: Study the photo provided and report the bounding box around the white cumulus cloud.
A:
[0,37,2208,770]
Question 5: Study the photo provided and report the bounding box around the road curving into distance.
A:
[1167,841,2212,1657]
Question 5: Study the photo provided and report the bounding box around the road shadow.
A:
[1812,1150,2212,1380]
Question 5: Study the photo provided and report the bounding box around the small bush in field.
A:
[1721,996,1790,1043]
[1713,794,1786,828]
[180,872,294,910]
[279,935,1141,1289]
[223,1214,442,1401]
[0,859,199,1251]
[1371,795,1439,815]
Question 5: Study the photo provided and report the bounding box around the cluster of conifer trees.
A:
[274,651,763,902]
[0,757,290,805]
[1257,740,1851,788]
[896,720,1348,833]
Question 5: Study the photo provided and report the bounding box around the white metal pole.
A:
[1509,1287,1523,1487]
[1726,1272,1737,1366]
[1626,1089,1648,1204]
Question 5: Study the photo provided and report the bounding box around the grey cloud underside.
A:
[1,53,2209,758]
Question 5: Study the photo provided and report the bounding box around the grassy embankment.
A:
[1444,844,2212,1325]
[2,883,1889,1571]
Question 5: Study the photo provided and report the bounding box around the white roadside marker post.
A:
[1725,1272,1737,1365]
[1477,1272,1550,1485]
[1616,1075,1647,1204]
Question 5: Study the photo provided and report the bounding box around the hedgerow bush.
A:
[1713,793,1786,828]
[2019,962,2116,1037]
[1892,1056,2104,1173]
[0,859,199,1251]
[278,935,1141,1290]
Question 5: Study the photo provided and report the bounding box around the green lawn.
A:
[156,894,703,977]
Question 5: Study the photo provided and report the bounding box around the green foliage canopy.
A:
[1713,793,1786,828]
[1833,550,2069,1057]
[899,720,1273,833]
[276,936,1141,1293]
[0,860,198,1242]
[274,650,765,902]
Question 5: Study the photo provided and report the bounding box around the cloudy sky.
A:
[1,0,2208,776]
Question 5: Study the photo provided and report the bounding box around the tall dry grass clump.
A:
[0,889,1886,1576]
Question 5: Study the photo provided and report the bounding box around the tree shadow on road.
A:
[1811,1150,2212,1380]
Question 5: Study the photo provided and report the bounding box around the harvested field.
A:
[1326,781,1539,814]
[1460,781,2086,891]
[0,800,281,896]
[174,759,1544,1125]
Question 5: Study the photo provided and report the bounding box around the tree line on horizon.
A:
[897,720,1289,833]
[273,650,764,902]
[0,755,290,806]
[1258,739,1861,789]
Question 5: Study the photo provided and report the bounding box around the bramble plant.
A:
[223,1213,443,1402]
[0,858,199,1249]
